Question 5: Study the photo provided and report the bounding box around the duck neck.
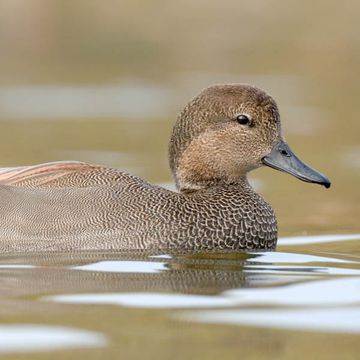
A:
[178,176,252,195]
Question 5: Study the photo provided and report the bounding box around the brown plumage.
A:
[0,84,330,253]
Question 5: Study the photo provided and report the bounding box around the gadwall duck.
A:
[0,84,330,253]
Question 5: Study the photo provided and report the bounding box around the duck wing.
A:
[0,161,104,188]
[0,161,175,252]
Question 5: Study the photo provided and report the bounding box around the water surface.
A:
[0,234,359,359]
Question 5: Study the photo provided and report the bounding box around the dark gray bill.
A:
[262,141,331,188]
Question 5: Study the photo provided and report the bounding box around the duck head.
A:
[169,84,331,192]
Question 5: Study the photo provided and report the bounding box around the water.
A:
[0,234,358,358]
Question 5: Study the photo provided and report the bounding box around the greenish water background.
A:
[0,1,359,359]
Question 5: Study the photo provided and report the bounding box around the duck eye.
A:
[236,114,250,125]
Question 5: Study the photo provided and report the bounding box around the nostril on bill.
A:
[280,149,290,157]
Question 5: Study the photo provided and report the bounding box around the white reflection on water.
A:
[244,265,360,276]
[249,251,357,264]
[72,260,167,273]
[177,308,360,334]
[245,251,360,275]
[222,277,360,306]
[0,325,106,354]
[45,293,236,309]
[69,250,360,277]
[44,277,360,309]
[278,234,360,246]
